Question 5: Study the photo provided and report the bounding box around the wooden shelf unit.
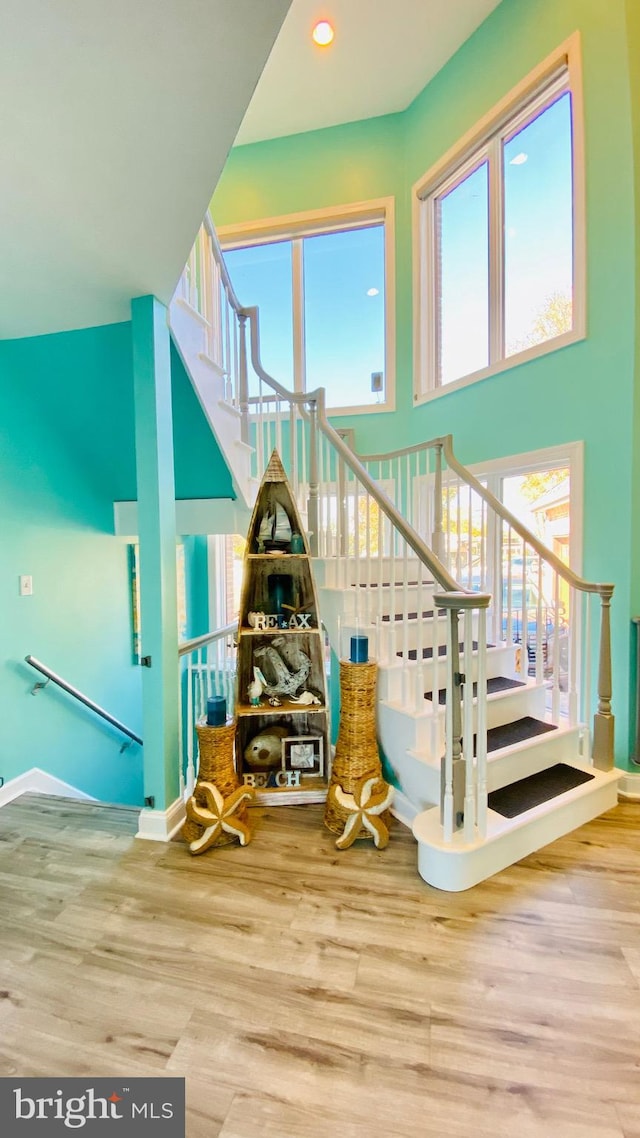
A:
[235,451,329,804]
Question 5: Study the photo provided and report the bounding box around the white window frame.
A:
[463,441,584,575]
[412,32,585,404]
[218,198,396,416]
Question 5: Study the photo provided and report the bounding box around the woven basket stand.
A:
[324,659,389,837]
[183,721,247,847]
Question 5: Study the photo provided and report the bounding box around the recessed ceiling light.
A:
[367,288,379,297]
[510,152,528,166]
[312,20,334,47]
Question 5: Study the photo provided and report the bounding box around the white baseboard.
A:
[0,767,95,808]
[136,796,186,842]
[618,768,640,800]
[390,788,417,830]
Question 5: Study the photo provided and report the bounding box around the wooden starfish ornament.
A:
[329,774,394,850]
[185,781,255,854]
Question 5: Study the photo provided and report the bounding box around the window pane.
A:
[437,161,489,384]
[504,91,573,356]
[304,225,385,408]
[224,241,294,395]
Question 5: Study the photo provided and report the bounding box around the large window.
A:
[220,201,394,414]
[414,39,583,400]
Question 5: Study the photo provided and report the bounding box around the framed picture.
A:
[282,735,324,779]
[128,544,141,665]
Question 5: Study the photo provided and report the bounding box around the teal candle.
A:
[206,696,226,726]
[350,635,368,663]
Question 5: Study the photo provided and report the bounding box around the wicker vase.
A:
[324,659,390,837]
[183,721,248,848]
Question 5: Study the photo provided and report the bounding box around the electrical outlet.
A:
[371,371,383,393]
[19,575,33,596]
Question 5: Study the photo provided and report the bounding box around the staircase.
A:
[317,555,619,891]
[173,214,620,891]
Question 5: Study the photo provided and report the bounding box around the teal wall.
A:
[0,321,234,803]
[212,0,639,767]
[171,344,235,501]
[0,328,144,804]
[625,0,640,753]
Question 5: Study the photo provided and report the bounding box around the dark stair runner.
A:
[425,675,525,704]
[488,762,594,818]
[383,608,446,622]
[399,641,489,661]
[481,715,557,754]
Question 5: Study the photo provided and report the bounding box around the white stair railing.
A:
[352,435,615,771]
[178,623,238,797]
[178,217,248,415]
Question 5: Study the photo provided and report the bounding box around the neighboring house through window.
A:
[218,199,395,415]
[413,33,585,402]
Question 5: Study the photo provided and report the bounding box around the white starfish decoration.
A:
[185,781,255,854]
[329,774,394,850]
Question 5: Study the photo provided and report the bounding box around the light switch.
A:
[19,575,33,596]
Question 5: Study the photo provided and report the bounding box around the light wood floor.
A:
[0,794,638,1137]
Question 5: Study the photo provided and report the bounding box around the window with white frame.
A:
[414,39,584,400]
[219,201,395,414]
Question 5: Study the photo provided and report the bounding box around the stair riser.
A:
[380,683,549,762]
[319,557,425,589]
[422,684,549,755]
[485,727,583,791]
[342,615,470,658]
[384,720,583,813]
[414,773,620,891]
[319,583,439,625]
[377,644,520,703]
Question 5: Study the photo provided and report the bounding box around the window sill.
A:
[326,399,395,417]
[413,328,585,406]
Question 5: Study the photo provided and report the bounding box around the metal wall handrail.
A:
[25,655,143,746]
[178,622,238,658]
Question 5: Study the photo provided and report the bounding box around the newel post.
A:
[434,591,492,839]
[433,593,465,835]
[238,313,249,446]
[307,399,319,556]
[592,585,615,771]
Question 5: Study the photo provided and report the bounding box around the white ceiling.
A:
[237,0,503,145]
[0,0,291,339]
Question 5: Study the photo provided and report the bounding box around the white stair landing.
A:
[412,763,621,892]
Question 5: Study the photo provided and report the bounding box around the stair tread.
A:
[483,715,557,754]
[425,675,526,704]
[487,762,594,818]
[383,608,446,623]
[357,580,424,588]
[399,641,495,661]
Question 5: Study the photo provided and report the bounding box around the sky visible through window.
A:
[304,226,384,407]
[437,90,573,385]
[438,161,490,383]
[504,92,573,356]
[225,241,294,397]
[225,224,385,408]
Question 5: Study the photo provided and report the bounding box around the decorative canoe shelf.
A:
[235,450,329,805]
